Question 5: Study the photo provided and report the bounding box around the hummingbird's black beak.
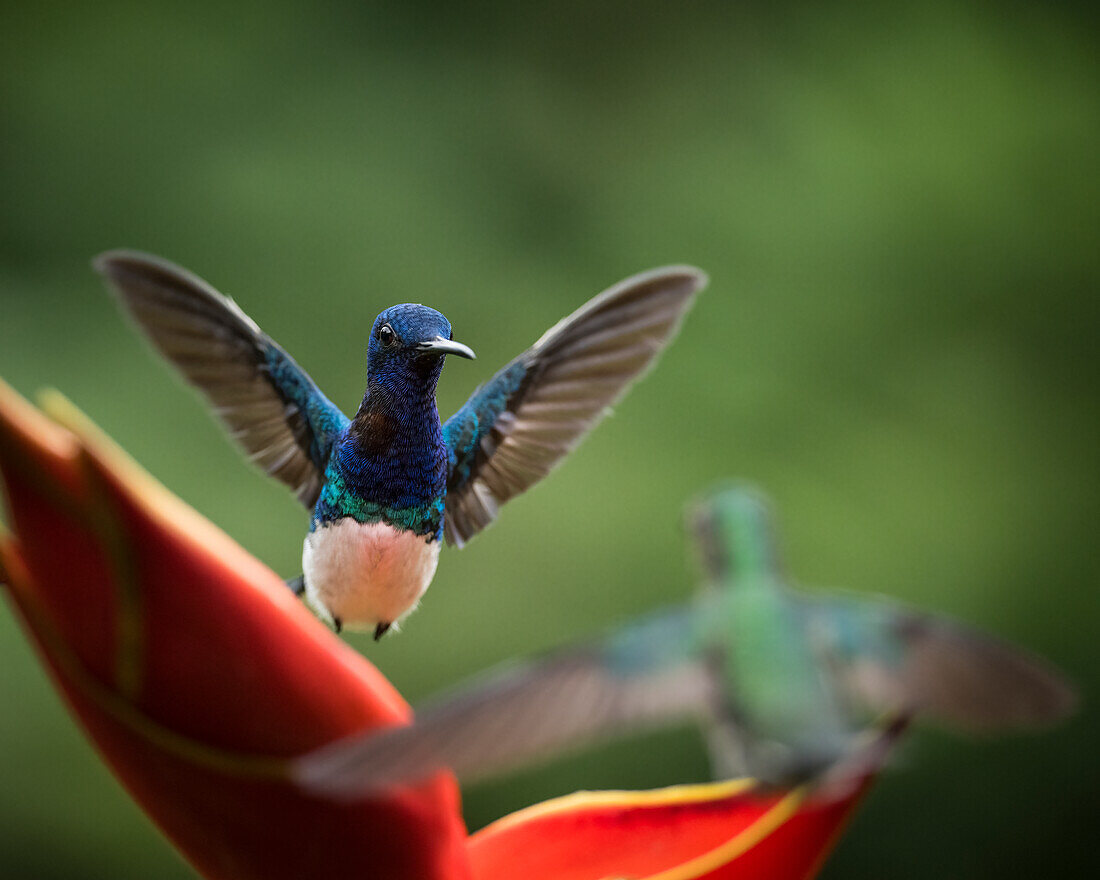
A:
[416,336,476,359]
[374,622,391,641]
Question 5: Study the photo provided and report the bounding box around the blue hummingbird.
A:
[293,485,1075,796]
[95,252,705,638]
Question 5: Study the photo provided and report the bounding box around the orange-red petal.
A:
[468,761,885,880]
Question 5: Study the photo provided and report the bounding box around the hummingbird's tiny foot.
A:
[374,622,391,641]
[333,616,343,634]
[285,574,306,596]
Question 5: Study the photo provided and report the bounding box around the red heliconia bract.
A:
[0,382,472,880]
[466,772,879,880]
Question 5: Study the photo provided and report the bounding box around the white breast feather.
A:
[302,520,441,630]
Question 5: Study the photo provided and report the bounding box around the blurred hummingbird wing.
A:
[294,614,715,799]
[441,266,705,547]
[95,251,349,508]
[806,594,1077,732]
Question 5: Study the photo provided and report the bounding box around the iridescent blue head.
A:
[366,303,475,393]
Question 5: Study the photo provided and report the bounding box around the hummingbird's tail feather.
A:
[811,714,911,800]
[285,574,306,596]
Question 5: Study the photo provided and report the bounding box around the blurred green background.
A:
[1,1,1097,877]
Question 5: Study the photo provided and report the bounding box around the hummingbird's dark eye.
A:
[378,323,396,346]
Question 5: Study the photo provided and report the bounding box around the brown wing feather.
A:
[294,648,714,799]
[95,251,346,507]
[836,611,1077,732]
[444,266,706,546]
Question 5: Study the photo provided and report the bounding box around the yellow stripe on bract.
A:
[475,777,757,838]
[37,389,191,527]
[628,787,807,880]
[793,794,862,880]
[0,378,80,461]
[0,390,89,528]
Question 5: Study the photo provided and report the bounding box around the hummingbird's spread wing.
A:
[441,266,706,547]
[95,251,349,507]
[806,595,1077,732]
[294,612,714,799]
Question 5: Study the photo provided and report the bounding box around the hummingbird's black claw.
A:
[333,616,343,634]
[285,574,306,596]
[374,622,391,641]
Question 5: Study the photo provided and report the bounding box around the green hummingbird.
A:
[294,485,1076,796]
